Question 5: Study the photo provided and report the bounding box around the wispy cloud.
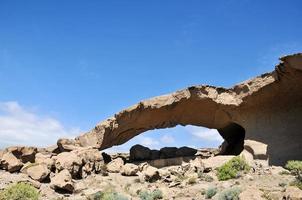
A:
[0,101,80,148]
[186,126,223,142]
[160,134,175,144]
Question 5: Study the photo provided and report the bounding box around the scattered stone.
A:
[130,144,151,161]
[0,152,23,172]
[50,169,74,193]
[121,163,139,176]
[106,157,124,173]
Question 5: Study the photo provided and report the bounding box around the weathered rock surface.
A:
[106,157,124,173]
[0,152,23,172]
[64,53,302,165]
[25,163,50,182]
[130,144,151,161]
[202,155,235,170]
[121,163,139,176]
[50,169,74,193]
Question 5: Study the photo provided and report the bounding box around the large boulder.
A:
[25,163,50,182]
[3,146,37,163]
[121,163,139,176]
[130,145,151,161]
[106,157,124,173]
[160,147,178,159]
[55,152,82,178]
[0,152,23,172]
[242,140,269,167]
[175,147,197,157]
[150,150,160,160]
[57,138,79,152]
[50,169,74,193]
[35,153,56,170]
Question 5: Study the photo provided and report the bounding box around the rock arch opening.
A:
[218,122,245,156]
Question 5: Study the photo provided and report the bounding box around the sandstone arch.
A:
[61,53,302,165]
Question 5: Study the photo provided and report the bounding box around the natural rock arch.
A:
[60,53,302,166]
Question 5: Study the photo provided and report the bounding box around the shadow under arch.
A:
[218,122,245,155]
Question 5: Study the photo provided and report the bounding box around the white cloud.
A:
[160,134,175,144]
[0,101,80,148]
[186,126,223,142]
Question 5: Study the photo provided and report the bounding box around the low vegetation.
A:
[217,187,241,200]
[87,190,128,200]
[285,160,302,190]
[217,156,250,181]
[138,189,163,200]
[205,187,217,199]
[0,182,39,200]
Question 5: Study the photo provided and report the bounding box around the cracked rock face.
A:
[60,53,302,166]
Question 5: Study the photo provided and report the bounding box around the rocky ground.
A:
[0,140,301,200]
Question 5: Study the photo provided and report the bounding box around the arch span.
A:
[59,53,302,165]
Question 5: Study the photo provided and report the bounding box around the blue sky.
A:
[0,0,301,151]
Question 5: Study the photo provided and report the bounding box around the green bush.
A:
[217,156,250,181]
[0,182,39,200]
[285,160,302,189]
[218,187,241,200]
[139,189,163,200]
[205,187,217,199]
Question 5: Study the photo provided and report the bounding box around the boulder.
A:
[3,146,37,163]
[0,152,23,172]
[150,150,160,160]
[160,147,178,159]
[142,165,161,182]
[121,163,139,176]
[130,145,151,161]
[57,138,79,152]
[239,188,265,200]
[35,153,56,170]
[101,152,112,163]
[50,169,74,193]
[202,155,235,170]
[175,147,197,157]
[106,157,124,173]
[26,163,50,182]
[243,140,269,167]
[284,186,302,200]
[55,152,82,178]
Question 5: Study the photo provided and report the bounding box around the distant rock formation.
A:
[60,53,302,165]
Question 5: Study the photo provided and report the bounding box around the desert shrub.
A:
[188,177,197,185]
[139,189,163,200]
[217,187,241,200]
[205,187,217,199]
[217,156,250,181]
[285,160,302,189]
[87,191,128,200]
[198,172,214,182]
[0,182,39,200]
